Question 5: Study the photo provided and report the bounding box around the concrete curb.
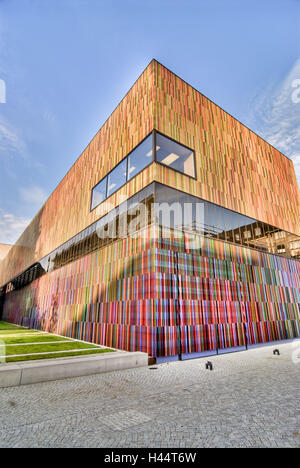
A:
[0,351,148,388]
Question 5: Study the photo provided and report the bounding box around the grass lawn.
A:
[4,341,99,355]
[0,321,115,362]
[1,334,74,345]
[5,348,114,363]
[0,321,24,330]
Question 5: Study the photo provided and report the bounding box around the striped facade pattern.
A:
[1,60,299,288]
[0,63,156,286]
[153,61,300,237]
[3,227,299,357]
[0,244,11,263]
[1,60,299,358]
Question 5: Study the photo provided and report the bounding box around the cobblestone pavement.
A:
[0,341,299,448]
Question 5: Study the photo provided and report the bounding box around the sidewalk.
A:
[0,351,148,387]
[0,340,299,447]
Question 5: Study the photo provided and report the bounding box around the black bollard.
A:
[205,361,213,370]
[273,349,280,355]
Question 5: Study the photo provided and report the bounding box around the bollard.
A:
[205,361,213,371]
[273,349,280,355]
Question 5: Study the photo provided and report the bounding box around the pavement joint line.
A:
[18,367,23,386]
[0,393,169,433]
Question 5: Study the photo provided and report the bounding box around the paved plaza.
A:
[0,341,299,448]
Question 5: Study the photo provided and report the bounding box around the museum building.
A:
[0,60,299,359]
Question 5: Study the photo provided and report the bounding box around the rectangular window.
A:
[156,133,195,178]
[214,205,226,239]
[107,159,127,198]
[127,134,153,180]
[90,131,196,211]
[204,202,218,237]
[91,177,107,210]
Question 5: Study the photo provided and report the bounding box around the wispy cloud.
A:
[248,59,300,187]
[19,186,48,206]
[0,210,30,244]
[0,115,26,157]
[0,78,5,103]
[0,187,47,245]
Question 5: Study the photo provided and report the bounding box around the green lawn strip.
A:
[1,335,75,345]
[0,332,48,340]
[5,348,115,362]
[0,322,26,330]
[0,329,43,337]
[0,323,116,361]
[3,341,101,356]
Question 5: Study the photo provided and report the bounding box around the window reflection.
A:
[91,132,154,210]
[156,133,195,178]
[5,183,300,293]
[204,202,217,237]
[44,184,155,273]
[107,159,127,198]
[128,134,152,180]
[155,183,300,259]
[91,177,107,210]
[215,205,226,239]
[90,131,196,212]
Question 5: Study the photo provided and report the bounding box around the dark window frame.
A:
[154,181,300,259]
[90,131,154,212]
[106,157,128,199]
[126,133,153,182]
[90,176,108,211]
[90,130,197,212]
[154,130,197,180]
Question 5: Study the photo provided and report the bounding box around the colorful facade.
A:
[0,60,299,359]
[0,244,11,263]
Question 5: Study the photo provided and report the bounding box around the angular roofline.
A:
[11,60,157,239]
[7,59,299,249]
[21,58,298,220]
[152,58,294,163]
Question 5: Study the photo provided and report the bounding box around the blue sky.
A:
[0,0,299,244]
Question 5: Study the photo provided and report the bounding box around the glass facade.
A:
[6,117,300,293]
[90,177,107,210]
[91,133,154,210]
[156,133,195,177]
[90,131,196,210]
[6,182,300,293]
[43,184,155,274]
[128,134,153,180]
[155,183,300,259]
[107,159,127,198]
[2,61,299,359]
